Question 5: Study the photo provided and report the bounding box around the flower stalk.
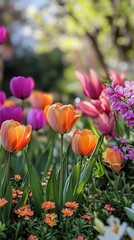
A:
[59,134,64,207]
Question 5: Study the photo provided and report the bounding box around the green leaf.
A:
[3,181,12,222]
[35,147,53,179]
[46,165,59,209]
[76,135,104,199]
[0,164,6,197]
[124,207,134,222]
[63,161,81,203]
[0,146,7,165]
[25,152,44,217]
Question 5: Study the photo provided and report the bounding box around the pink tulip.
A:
[99,92,111,114]
[0,26,7,45]
[75,69,103,99]
[76,100,101,118]
[109,70,125,87]
[94,112,115,136]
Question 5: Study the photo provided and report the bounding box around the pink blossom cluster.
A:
[106,81,134,127]
[114,136,134,160]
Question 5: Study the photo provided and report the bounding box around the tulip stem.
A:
[59,134,64,207]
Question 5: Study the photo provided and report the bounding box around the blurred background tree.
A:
[0,0,134,96]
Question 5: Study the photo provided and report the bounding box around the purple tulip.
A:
[0,26,7,45]
[0,106,23,127]
[0,90,6,105]
[10,76,35,99]
[75,69,103,99]
[27,109,46,130]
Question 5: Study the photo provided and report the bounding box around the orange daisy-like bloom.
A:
[42,201,55,210]
[15,205,34,220]
[102,147,123,172]
[0,198,8,208]
[0,120,32,153]
[14,174,21,181]
[29,90,53,109]
[28,235,38,240]
[44,102,81,134]
[12,189,23,199]
[12,199,17,205]
[44,213,57,227]
[64,201,79,211]
[81,214,92,222]
[71,129,98,156]
[61,208,74,217]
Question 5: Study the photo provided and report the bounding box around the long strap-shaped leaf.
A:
[75,134,104,199]
[3,181,12,222]
[25,151,44,217]
[46,164,59,211]
[63,161,81,203]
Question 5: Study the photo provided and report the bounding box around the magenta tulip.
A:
[75,69,103,99]
[10,76,35,99]
[94,112,115,136]
[0,91,6,105]
[0,106,23,127]
[27,109,46,130]
[0,26,7,45]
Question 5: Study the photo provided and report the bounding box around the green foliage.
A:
[25,151,44,217]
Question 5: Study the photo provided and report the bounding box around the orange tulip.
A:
[29,90,53,109]
[102,148,123,172]
[44,103,81,134]
[71,129,98,156]
[0,120,32,152]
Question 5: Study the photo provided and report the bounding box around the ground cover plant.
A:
[0,26,134,240]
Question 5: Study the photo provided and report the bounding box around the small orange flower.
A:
[81,214,92,222]
[12,199,17,205]
[0,198,8,208]
[64,201,79,211]
[3,99,16,107]
[14,174,21,181]
[42,201,55,210]
[15,205,34,220]
[29,90,53,109]
[0,120,32,153]
[71,129,98,156]
[44,102,81,134]
[61,208,74,217]
[102,148,123,172]
[12,189,23,198]
[44,213,57,227]
[28,235,38,240]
